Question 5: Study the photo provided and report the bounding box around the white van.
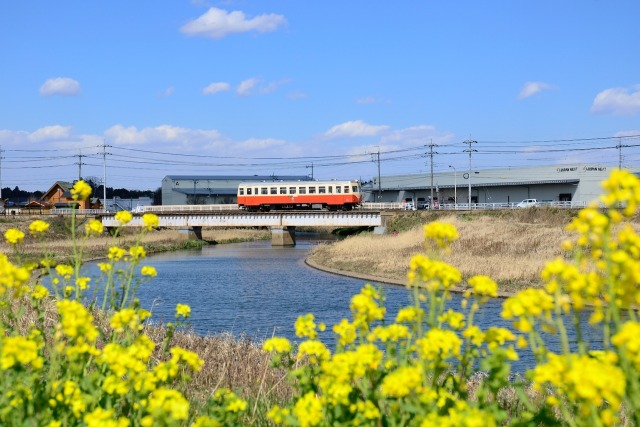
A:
[516,199,538,208]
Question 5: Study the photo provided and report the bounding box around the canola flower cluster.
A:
[264,169,640,427]
[0,181,247,426]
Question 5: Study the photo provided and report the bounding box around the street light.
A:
[449,165,456,208]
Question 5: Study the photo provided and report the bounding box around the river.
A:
[90,234,601,372]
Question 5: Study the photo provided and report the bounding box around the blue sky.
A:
[1,1,639,191]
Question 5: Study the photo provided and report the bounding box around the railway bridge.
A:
[100,211,387,246]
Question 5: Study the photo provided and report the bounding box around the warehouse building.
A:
[161,175,312,205]
[363,164,640,206]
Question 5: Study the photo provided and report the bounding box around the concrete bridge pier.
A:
[178,226,203,241]
[374,212,394,235]
[271,226,296,246]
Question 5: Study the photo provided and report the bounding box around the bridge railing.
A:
[136,204,239,213]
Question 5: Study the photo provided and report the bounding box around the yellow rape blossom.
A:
[416,328,462,362]
[85,219,104,236]
[175,303,191,318]
[293,392,323,427]
[71,180,92,201]
[263,337,292,353]
[5,228,25,245]
[55,264,74,279]
[115,210,133,224]
[56,300,99,342]
[0,336,43,370]
[29,219,49,235]
[140,265,157,277]
[108,246,127,261]
[295,313,319,339]
[380,365,424,398]
[142,213,159,231]
[423,221,459,249]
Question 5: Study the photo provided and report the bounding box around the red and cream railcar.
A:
[237,180,362,211]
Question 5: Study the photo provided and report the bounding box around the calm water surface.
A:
[94,234,601,371]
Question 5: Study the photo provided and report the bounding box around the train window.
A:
[279,187,286,194]
[344,186,350,193]
[239,188,244,195]
[352,185,358,193]
[289,187,296,194]
[328,186,333,193]
[336,186,342,193]
[261,187,268,195]
[309,186,316,194]
[299,187,306,194]
[247,188,252,195]
[319,186,326,194]
[270,187,277,195]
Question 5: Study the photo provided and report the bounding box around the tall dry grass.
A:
[309,210,584,291]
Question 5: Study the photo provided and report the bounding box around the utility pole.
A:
[102,142,111,212]
[306,162,314,179]
[76,151,86,181]
[426,140,438,207]
[617,137,623,170]
[463,138,477,209]
[371,150,382,200]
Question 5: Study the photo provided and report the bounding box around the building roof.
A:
[164,175,312,181]
[173,188,238,196]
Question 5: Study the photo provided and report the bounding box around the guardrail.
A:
[50,209,106,215]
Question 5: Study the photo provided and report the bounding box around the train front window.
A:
[318,186,326,194]
[239,188,244,195]
[352,185,359,193]
[289,187,296,194]
[344,186,349,193]
[261,188,268,195]
[280,187,286,194]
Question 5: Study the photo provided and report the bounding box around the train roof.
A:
[238,180,360,185]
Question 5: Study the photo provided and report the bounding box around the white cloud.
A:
[104,124,226,147]
[325,120,389,139]
[591,85,640,115]
[161,86,175,97]
[236,78,259,96]
[518,81,552,99]
[203,82,230,95]
[29,125,73,141]
[39,77,81,96]
[180,7,286,39]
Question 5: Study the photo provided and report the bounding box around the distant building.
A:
[161,175,313,205]
[27,181,102,212]
[363,164,640,205]
[102,196,154,212]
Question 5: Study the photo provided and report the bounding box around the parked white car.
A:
[516,199,538,208]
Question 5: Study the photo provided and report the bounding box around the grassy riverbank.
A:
[309,208,639,292]
[0,215,270,264]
